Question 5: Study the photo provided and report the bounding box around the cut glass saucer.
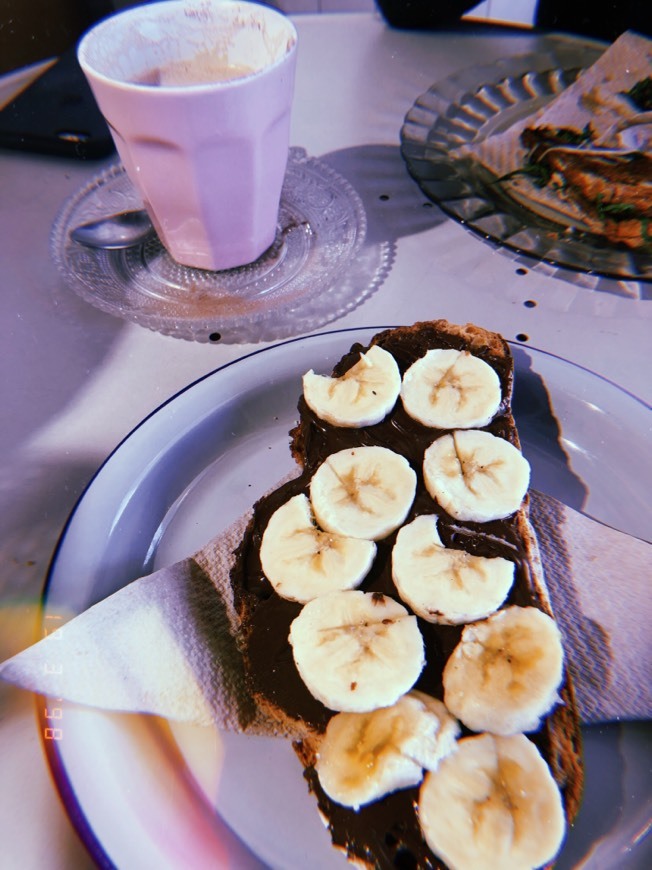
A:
[51,148,391,342]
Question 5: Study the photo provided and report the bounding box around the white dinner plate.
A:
[42,327,651,869]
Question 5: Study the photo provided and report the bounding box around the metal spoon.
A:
[71,209,154,250]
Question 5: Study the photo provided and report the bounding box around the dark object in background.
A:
[0,48,114,159]
[375,0,651,39]
[535,0,651,41]
[0,0,115,74]
[375,0,479,29]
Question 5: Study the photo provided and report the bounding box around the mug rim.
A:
[77,0,298,94]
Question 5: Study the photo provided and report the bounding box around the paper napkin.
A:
[1,491,650,730]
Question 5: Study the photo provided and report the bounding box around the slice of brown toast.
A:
[231,320,583,868]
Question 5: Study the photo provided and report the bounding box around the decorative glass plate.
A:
[400,36,652,284]
[50,148,391,343]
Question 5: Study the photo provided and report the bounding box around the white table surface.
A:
[1,12,650,869]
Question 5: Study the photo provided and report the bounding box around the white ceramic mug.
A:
[78,0,298,271]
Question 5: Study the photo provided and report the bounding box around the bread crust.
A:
[232,320,583,866]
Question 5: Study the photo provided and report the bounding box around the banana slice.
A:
[288,590,425,712]
[401,348,502,429]
[423,430,530,522]
[316,690,460,810]
[310,445,416,541]
[443,606,564,735]
[259,494,376,603]
[303,345,401,427]
[418,732,566,870]
[391,515,515,625]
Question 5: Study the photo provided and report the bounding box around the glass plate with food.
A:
[400,32,652,284]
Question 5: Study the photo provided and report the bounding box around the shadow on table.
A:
[511,344,588,510]
[319,142,447,249]
[2,256,125,456]
[0,456,103,606]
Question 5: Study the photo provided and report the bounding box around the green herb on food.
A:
[642,218,652,244]
[595,195,639,221]
[496,160,552,189]
[622,77,652,111]
[552,124,594,145]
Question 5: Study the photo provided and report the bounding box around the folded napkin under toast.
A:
[1,487,650,731]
